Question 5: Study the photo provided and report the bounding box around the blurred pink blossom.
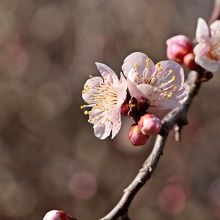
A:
[194,17,220,72]
[158,175,191,215]
[68,170,97,201]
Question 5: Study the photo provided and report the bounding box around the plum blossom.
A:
[81,63,127,139]
[122,52,188,110]
[194,17,220,72]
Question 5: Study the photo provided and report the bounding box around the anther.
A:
[84,110,90,115]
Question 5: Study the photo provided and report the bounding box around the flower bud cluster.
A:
[129,113,161,146]
[166,35,196,69]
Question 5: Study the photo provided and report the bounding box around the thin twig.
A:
[99,1,218,219]
[100,69,207,220]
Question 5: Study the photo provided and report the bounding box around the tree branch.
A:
[99,1,218,219]
[100,69,210,220]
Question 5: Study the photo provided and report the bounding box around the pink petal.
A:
[137,84,161,106]
[193,43,209,57]
[127,80,144,99]
[89,108,104,123]
[93,120,112,140]
[95,62,118,83]
[155,60,184,90]
[210,20,220,36]
[122,52,155,78]
[82,77,103,102]
[196,18,210,42]
[195,55,220,72]
[157,87,188,110]
[116,73,127,106]
[111,107,121,139]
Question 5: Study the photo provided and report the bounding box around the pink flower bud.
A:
[43,210,74,220]
[138,114,161,135]
[129,124,149,146]
[183,53,197,70]
[166,35,193,63]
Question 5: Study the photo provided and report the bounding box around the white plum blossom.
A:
[122,52,188,110]
[194,17,220,72]
[82,63,127,139]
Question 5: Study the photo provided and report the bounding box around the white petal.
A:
[127,68,140,83]
[89,108,104,123]
[127,80,144,99]
[82,77,103,102]
[195,55,220,72]
[196,18,210,42]
[116,73,127,106]
[95,62,118,83]
[193,42,209,57]
[111,107,121,139]
[154,60,184,90]
[137,84,161,106]
[210,20,220,36]
[94,120,112,140]
[157,87,188,110]
[122,52,155,78]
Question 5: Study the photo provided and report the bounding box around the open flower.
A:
[194,17,220,72]
[81,63,127,139]
[122,52,188,110]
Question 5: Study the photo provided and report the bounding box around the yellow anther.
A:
[80,105,86,109]
[145,58,150,69]
[146,58,150,63]
[134,63,138,71]
[164,91,173,98]
[169,69,173,74]
[172,75,176,81]
[84,110,90,115]
[156,63,161,68]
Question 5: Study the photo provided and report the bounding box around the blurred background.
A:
[0,0,219,219]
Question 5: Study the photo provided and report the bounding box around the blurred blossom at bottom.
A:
[158,175,191,215]
[68,170,98,201]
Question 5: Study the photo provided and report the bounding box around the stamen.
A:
[84,110,90,115]
[145,58,150,69]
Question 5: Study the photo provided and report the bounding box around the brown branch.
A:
[99,1,218,220]
[100,69,210,220]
